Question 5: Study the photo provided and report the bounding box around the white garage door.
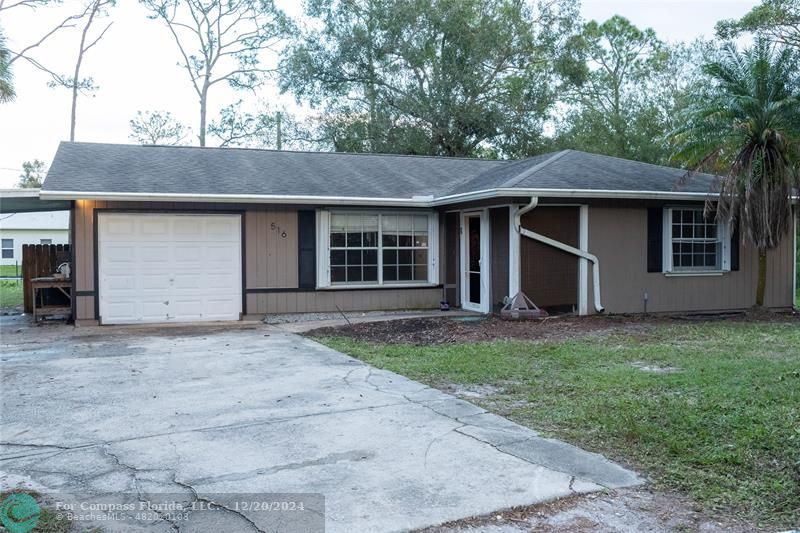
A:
[98,213,242,324]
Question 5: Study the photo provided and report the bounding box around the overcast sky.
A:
[0,0,758,188]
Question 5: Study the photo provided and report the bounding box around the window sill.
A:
[319,283,439,290]
[663,270,727,277]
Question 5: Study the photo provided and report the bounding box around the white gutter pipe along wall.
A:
[514,197,605,313]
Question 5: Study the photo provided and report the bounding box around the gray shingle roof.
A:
[42,142,717,200]
[448,150,717,195]
[43,142,508,199]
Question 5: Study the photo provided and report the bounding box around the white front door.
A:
[97,213,242,324]
[461,210,490,313]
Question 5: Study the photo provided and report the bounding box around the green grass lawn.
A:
[314,321,800,527]
[0,279,23,308]
[0,265,23,308]
[0,264,22,277]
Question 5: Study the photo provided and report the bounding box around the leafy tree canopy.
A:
[717,0,800,48]
[281,0,580,157]
[0,29,13,102]
[140,0,292,146]
[129,110,190,145]
[18,159,46,188]
[551,16,710,165]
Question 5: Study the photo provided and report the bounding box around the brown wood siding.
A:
[76,295,94,321]
[244,208,298,289]
[520,207,579,310]
[246,288,440,314]
[587,206,795,313]
[490,207,509,309]
[443,211,460,306]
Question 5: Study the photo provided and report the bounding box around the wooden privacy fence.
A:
[22,244,70,313]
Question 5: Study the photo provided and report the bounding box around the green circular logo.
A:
[0,493,41,533]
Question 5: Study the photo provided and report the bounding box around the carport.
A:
[0,188,73,319]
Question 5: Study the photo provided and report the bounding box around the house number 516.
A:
[270,222,287,238]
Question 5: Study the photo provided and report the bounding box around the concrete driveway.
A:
[0,317,640,532]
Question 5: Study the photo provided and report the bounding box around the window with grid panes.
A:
[670,208,722,270]
[327,212,432,285]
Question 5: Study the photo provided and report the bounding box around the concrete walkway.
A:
[0,319,641,532]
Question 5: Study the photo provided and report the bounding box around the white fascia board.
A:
[0,189,41,198]
[42,187,722,207]
[39,190,435,207]
[433,188,714,205]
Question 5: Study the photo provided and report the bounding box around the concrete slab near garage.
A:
[0,317,641,532]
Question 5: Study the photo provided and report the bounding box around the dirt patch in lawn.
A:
[307,311,798,345]
[418,487,754,533]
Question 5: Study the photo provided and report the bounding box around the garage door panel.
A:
[138,246,172,263]
[103,301,139,322]
[170,300,204,319]
[140,218,171,236]
[205,218,239,236]
[140,302,169,321]
[104,219,136,236]
[173,218,205,237]
[104,275,138,291]
[98,213,242,324]
[205,244,239,263]
[172,274,203,290]
[200,299,241,320]
[172,245,203,262]
[103,245,136,263]
[205,273,239,289]
[139,274,172,291]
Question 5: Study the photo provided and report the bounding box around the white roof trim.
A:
[432,187,715,204]
[0,188,42,198]
[40,187,795,205]
[39,190,434,207]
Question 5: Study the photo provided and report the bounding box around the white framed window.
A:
[329,213,379,284]
[663,207,730,273]
[1,239,13,259]
[40,239,52,245]
[318,210,439,288]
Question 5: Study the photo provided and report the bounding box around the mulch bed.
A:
[307,310,799,345]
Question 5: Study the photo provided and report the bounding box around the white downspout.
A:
[514,197,605,313]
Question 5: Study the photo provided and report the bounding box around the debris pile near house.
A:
[500,292,548,320]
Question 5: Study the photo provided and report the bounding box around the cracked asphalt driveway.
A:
[0,319,641,532]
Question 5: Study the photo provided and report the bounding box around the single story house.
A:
[0,210,70,267]
[32,141,797,326]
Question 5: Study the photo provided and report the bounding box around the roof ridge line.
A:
[60,140,508,163]
[502,150,572,188]
[572,149,706,175]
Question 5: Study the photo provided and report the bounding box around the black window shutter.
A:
[730,222,740,271]
[298,210,316,289]
[647,208,663,272]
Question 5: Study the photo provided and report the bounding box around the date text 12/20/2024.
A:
[48,493,325,532]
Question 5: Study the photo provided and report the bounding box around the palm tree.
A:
[0,29,14,103]
[670,38,800,307]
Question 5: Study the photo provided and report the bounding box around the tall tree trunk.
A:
[755,249,767,307]
[366,2,376,153]
[69,75,79,141]
[199,82,209,147]
[70,1,99,141]
[276,111,282,150]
